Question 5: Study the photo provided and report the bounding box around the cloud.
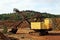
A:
[0,0,60,15]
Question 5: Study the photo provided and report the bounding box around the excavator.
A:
[9,8,53,35]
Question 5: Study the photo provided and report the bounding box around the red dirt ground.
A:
[8,33,60,40]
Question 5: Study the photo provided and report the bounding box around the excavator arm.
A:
[9,8,30,34]
[9,8,45,34]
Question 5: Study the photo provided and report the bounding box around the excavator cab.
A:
[31,18,52,35]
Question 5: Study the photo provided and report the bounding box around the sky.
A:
[0,0,60,15]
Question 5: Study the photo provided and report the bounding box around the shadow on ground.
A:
[46,33,60,36]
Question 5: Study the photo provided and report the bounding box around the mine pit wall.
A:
[52,18,60,30]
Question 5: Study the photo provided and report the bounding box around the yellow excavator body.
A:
[31,18,52,30]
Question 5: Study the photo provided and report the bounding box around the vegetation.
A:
[0,13,22,21]
[0,10,59,21]
[2,26,8,34]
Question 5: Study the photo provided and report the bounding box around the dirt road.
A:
[7,29,60,40]
[1,28,60,40]
[8,32,60,40]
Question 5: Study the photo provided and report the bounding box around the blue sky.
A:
[0,0,60,15]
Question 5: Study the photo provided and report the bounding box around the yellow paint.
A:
[41,22,45,29]
[31,18,52,29]
[44,18,50,29]
[31,22,41,29]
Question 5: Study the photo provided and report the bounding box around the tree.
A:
[13,8,20,13]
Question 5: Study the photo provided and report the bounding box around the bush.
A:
[2,26,8,34]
